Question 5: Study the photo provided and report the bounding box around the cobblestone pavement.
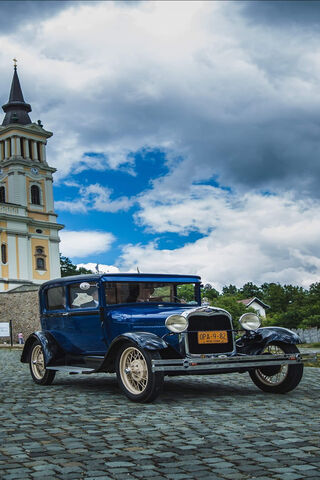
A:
[0,349,319,480]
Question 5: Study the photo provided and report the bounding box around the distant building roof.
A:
[237,297,270,309]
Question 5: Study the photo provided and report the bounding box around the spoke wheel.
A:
[29,341,55,385]
[249,342,303,394]
[116,342,163,402]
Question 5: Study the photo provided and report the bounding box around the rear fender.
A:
[98,331,168,373]
[20,331,65,367]
[236,326,302,355]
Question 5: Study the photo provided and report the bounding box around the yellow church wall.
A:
[24,166,46,176]
[29,226,50,235]
[28,212,49,222]
[31,237,50,281]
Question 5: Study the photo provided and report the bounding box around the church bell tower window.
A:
[1,244,7,264]
[20,138,25,158]
[31,185,41,205]
[0,186,5,203]
[37,142,42,162]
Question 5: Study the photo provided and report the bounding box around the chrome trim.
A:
[177,307,236,357]
[151,352,318,373]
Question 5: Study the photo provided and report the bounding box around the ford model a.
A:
[21,274,315,402]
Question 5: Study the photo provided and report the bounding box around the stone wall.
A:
[0,290,40,343]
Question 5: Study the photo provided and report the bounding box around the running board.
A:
[46,365,95,374]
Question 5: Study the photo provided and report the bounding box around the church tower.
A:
[0,61,63,291]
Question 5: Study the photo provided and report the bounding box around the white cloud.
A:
[59,230,115,257]
[55,183,134,213]
[77,262,120,274]
[2,1,320,195]
[121,186,320,289]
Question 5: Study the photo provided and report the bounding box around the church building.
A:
[0,62,63,291]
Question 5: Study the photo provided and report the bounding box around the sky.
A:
[1,0,320,290]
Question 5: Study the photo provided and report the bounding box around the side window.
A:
[31,185,41,205]
[105,283,118,305]
[69,283,99,309]
[46,286,66,311]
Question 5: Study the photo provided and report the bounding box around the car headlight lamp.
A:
[239,313,261,331]
[165,314,188,333]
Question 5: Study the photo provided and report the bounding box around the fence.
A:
[291,328,320,344]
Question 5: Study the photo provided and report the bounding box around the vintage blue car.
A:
[21,273,315,402]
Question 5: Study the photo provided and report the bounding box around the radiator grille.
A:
[187,314,234,354]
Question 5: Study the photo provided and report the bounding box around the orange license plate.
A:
[197,331,228,344]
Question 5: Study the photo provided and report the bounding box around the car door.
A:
[42,282,106,355]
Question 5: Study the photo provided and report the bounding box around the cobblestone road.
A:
[0,349,319,480]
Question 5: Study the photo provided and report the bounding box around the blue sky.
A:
[1,1,320,289]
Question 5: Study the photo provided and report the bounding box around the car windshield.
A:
[104,282,198,305]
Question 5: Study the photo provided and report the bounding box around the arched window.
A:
[1,244,7,264]
[0,186,5,203]
[35,245,46,271]
[36,257,45,270]
[31,185,40,205]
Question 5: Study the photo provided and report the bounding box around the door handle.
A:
[62,312,69,317]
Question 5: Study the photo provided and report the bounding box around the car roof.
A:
[40,273,201,289]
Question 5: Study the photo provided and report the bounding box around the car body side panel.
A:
[236,326,302,355]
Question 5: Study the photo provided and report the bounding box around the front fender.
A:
[98,331,168,373]
[236,326,302,355]
[21,331,65,367]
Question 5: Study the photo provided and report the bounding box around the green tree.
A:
[240,282,261,299]
[202,283,219,301]
[209,296,254,329]
[176,284,196,302]
[222,284,238,296]
[60,255,93,277]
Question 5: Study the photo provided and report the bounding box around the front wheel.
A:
[115,342,164,402]
[249,342,303,393]
[29,341,56,385]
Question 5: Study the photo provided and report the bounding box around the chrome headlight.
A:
[165,314,188,333]
[239,313,261,331]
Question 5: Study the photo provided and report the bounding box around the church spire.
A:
[2,60,32,126]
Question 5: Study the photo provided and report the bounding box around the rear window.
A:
[46,286,66,311]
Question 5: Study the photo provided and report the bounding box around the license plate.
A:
[197,331,228,344]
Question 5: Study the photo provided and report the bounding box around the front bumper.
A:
[151,352,318,373]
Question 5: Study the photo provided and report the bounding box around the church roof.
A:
[2,65,32,126]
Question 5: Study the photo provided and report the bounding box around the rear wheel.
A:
[249,342,303,393]
[29,341,56,385]
[116,342,164,402]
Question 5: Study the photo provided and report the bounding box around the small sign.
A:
[0,322,10,337]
